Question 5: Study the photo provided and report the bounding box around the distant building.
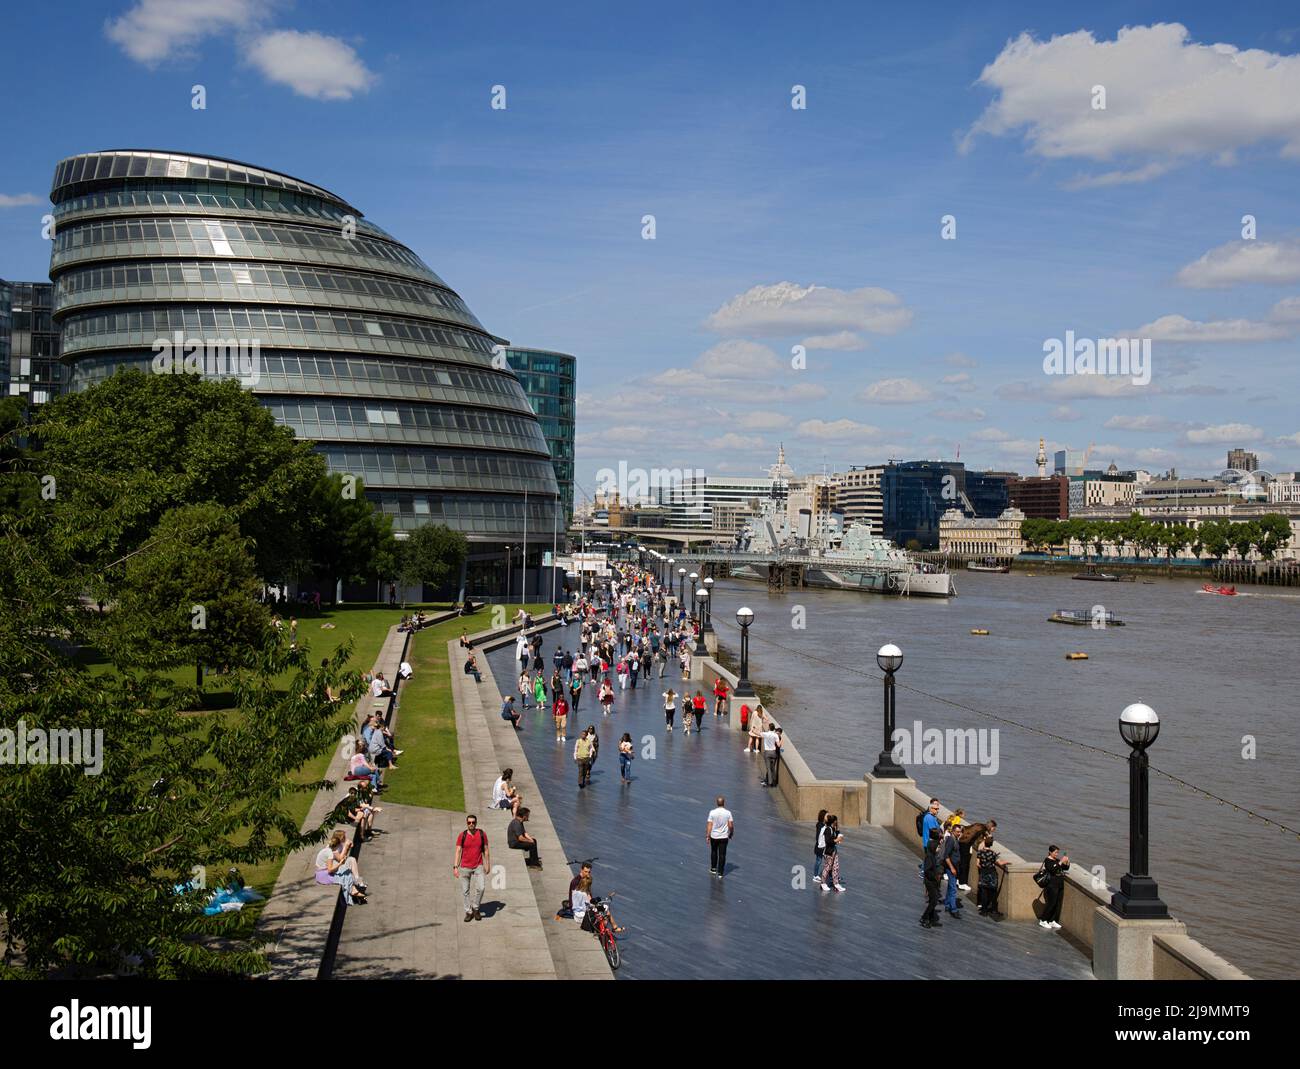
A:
[1227,448,1258,472]
[1070,476,1137,512]
[1053,449,1087,477]
[965,470,1013,517]
[0,279,63,405]
[833,465,883,533]
[881,460,965,548]
[1007,474,1069,519]
[939,507,1025,557]
[504,347,576,524]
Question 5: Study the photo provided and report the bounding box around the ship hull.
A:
[729,562,954,597]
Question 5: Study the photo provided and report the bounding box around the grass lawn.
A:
[380,604,552,812]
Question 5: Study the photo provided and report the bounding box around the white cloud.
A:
[859,377,933,404]
[945,352,978,368]
[1104,414,1187,432]
[0,193,43,208]
[963,23,1300,184]
[246,30,376,100]
[795,419,885,441]
[1276,431,1300,446]
[1271,296,1300,322]
[1185,423,1265,444]
[971,427,1012,442]
[705,281,913,337]
[1136,314,1292,342]
[1052,405,1083,422]
[708,433,767,451]
[940,372,971,385]
[999,377,1150,402]
[105,0,264,65]
[930,407,986,422]
[1177,239,1300,288]
[733,410,792,431]
[695,339,782,377]
[799,331,867,351]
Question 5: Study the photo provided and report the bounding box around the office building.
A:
[1227,448,1258,472]
[504,347,575,524]
[1008,475,1069,519]
[1,279,63,405]
[833,465,883,533]
[48,149,560,595]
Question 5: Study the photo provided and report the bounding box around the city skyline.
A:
[3,2,1300,495]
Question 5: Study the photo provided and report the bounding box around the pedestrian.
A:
[812,808,828,884]
[761,723,782,787]
[553,691,569,743]
[616,657,629,691]
[574,728,595,788]
[663,688,677,731]
[941,819,963,917]
[629,653,640,690]
[534,673,547,710]
[976,835,1009,917]
[952,807,973,891]
[619,732,634,783]
[920,832,942,929]
[820,814,845,892]
[680,646,691,680]
[707,795,734,878]
[569,671,584,713]
[746,704,766,755]
[712,676,729,717]
[1037,845,1070,930]
[918,797,942,877]
[453,814,489,922]
[599,678,615,716]
[691,690,706,732]
[656,645,667,678]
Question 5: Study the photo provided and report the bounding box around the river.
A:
[701,568,1300,980]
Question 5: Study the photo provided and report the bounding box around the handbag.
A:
[1033,865,1050,888]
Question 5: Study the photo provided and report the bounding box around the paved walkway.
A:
[485,636,1093,981]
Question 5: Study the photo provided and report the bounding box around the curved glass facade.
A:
[505,347,576,524]
[50,150,560,539]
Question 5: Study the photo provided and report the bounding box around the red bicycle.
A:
[584,892,622,969]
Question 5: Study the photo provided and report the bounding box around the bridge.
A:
[568,523,732,549]
[650,548,920,592]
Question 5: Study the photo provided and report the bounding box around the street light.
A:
[678,566,687,608]
[696,587,710,633]
[734,607,756,697]
[1111,702,1169,919]
[871,643,907,778]
[667,557,675,589]
[689,571,699,622]
[701,576,714,633]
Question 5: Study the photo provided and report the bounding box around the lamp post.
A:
[689,572,699,624]
[734,607,756,698]
[678,567,687,609]
[1111,702,1169,919]
[667,557,674,591]
[871,643,907,778]
[701,576,714,634]
[696,587,709,634]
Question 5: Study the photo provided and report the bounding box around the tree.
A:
[1253,514,1293,560]
[300,473,395,597]
[1198,520,1231,561]
[397,523,469,600]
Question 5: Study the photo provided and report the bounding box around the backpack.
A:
[915,811,926,836]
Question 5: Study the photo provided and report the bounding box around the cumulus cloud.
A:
[1184,423,1265,444]
[246,30,376,100]
[962,23,1300,184]
[105,0,265,65]
[799,331,867,351]
[705,281,913,337]
[733,410,793,431]
[930,407,986,422]
[945,352,978,368]
[1135,314,1292,342]
[859,377,933,404]
[795,419,886,441]
[708,433,767,451]
[971,427,1013,442]
[0,193,43,208]
[1052,405,1083,422]
[1177,239,1300,288]
[1105,414,1186,432]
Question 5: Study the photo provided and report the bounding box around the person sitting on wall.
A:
[464,653,483,684]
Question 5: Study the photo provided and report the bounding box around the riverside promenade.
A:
[483,636,1092,981]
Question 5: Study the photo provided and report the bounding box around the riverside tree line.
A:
[1019,514,1294,562]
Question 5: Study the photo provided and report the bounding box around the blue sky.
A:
[3,1,1299,498]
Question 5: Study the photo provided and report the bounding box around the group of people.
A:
[397,611,429,632]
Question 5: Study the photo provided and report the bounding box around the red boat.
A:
[1200,583,1237,596]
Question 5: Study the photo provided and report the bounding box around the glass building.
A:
[48,150,561,594]
[504,347,575,523]
[1,279,63,405]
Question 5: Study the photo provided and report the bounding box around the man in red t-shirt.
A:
[453,814,490,922]
[712,678,730,718]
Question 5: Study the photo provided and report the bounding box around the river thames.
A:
[702,568,1300,980]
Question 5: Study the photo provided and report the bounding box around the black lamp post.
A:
[696,587,709,634]
[667,557,674,589]
[689,572,699,624]
[1111,702,1169,918]
[735,607,756,698]
[701,576,714,634]
[677,567,687,609]
[871,643,907,778]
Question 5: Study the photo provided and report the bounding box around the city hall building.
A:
[48,149,561,597]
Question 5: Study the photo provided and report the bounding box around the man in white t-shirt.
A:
[397,661,413,680]
[371,674,395,698]
[761,725,782,788]
[706,796,734,878]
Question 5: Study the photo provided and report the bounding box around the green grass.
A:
[380,604,552,812]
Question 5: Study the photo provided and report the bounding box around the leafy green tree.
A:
[300,473,395,596]
[1252,514,1292,560]
[397,523,469,600]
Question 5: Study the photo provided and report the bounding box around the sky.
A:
[3,1,1300,503]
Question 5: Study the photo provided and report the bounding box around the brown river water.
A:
[703,569,1300,979]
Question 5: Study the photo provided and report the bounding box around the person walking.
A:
[598,678,615,716]
[618,732,634,783]
[453,814,490,923]
[663,688,678,732]
[553,691,569,743]
[920,833,942,929]
[952,808,973,891]
[941,819,963,917]
[712,676,729,718]
[574,728,595,788]
[691,690,706,732]
[518,669,532,710]
[533,673,547,711]
[629,652,640,690]
[976,835,1009,917]
[616,657,629,691]
[568,671,584,714]
[812,809,828,885]
[1038,845,1070,930]
[820,814,845,893]
[707,796,734,878]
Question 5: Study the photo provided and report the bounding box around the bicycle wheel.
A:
[601,928,621,970]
